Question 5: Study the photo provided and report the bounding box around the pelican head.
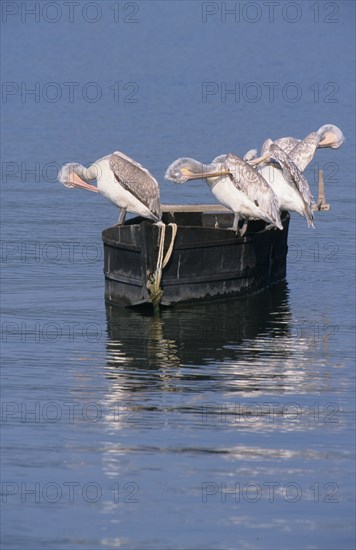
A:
[317,124,345,149]
[165,158,229,183]
[58,163,99,193]
[165,158,206,183]
[243,149,258,162]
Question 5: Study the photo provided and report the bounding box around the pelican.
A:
[58,151,162,224]
[249,124,344,227]
[253,124,344,169]
[165,153,282,235]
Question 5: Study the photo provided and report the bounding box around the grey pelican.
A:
[249,124,345,227]
[58,151,162,224]
[165,153,282,235]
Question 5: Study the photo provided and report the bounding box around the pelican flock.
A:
[58,124,344,235]
[165,124,344,233]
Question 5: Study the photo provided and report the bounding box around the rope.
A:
[146,223,177,307]
[162,223,177,268]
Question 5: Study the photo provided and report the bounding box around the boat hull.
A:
[102,210,290,307]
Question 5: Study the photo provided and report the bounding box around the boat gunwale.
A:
[102,210,290,250]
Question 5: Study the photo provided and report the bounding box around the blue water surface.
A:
[1,1,355,549]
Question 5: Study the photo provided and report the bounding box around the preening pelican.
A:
[249,124,344,227]
[58,151,162,224]
[165,153,282,235]
[253,124,344,169]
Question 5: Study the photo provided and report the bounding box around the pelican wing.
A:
[269,145,313,204]
[274,136,300,154]
[212,154,228,164]
[110,152,161,220]
[224,153,281,225]
[288,132,320,172]
[268,144,314,227]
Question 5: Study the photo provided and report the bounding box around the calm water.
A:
[1,1,355,549]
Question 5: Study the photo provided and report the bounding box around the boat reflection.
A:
[101,281,344,484]
[104,281,301,393]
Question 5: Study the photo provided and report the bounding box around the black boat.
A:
[102,205,290,308]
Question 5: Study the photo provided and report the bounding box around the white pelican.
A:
[165,153,282,235]
[58,151,162,224]
[249,124,345,227]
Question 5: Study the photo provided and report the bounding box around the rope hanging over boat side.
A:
[146,223,178,307]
